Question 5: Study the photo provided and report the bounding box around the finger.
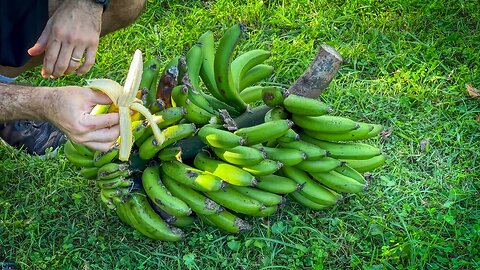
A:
[80,125,120,143]
[65,47,86,75]
[52,43,75,77]
[83,113,120,130]
[76,45,97,75]
[82,141,117,152]
[89,89,115,105]
[28,27,49,56]
[41,40,61,78]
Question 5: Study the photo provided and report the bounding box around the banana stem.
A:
[287,44,344,98]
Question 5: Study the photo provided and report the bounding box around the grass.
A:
[1,0,479,269]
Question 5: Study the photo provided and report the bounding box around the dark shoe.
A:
[0,260,19,270]
[0,120,67,155]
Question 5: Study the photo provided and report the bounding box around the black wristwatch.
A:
[94,0,111,12]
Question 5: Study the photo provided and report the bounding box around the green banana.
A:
[198,30,224,101]
[197,124,245,148]
[79,166,99,179]
[309,170,367,193]
[299,134,382,159]
[204,186,264,215]
[115,198,157,239]
[334,164,366,185]
[170,84,188,108]
[262,86,287,107]
[142,57,162,108]
[239,85,264,104]
[162,173,224,215]
[276,129,301,143]
[139,123,196,160]
[186,42,204,92]
[100,187,129,199]
[289,191,331,210]
[100,190,116,210]
[282,94,332,116]
[158,145,183,162]
[211,145,266,167]
[202,94,241,116]
[366,124,384,137]
[152,204,195,228]
[295,157,344,173]
[241,159,283,176]
[282,166,342,205]
[264,106,289,122]
[231,49,271,92]
[214,24,247,111]
[199,210,250,233]
[176,56,188,85]
[132,120,149,143]
[255,174,301,194]
[252,145,306,166]
[193,151,257,187]
[93,145,119,167]
[160,160,225,192]
[170,215,195,228]
[341,154,386,173]
[149,98,166,114]
[97,176,133,189]
[63,140,95,167]
[187,89,216,115]
[250,205,279,217]
[183,98,219,125]
[239,64,275,91]
[126,192,185,241]
[233,119,293,145]
[142,165,192,217]
[70,141,94,157]
[135,106,187,147]
[279,140,329,160]
[292,114,359,133]
[231,186,284,207]
[97,162,131,180]
[302,122,374,141]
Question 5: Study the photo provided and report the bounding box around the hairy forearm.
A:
[0,83,52,122]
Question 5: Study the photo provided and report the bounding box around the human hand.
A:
[28,0,103,78]
[44,86,120,152]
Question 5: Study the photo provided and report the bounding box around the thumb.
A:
[28,30,49,56]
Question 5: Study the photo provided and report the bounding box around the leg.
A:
[0,0,147,78]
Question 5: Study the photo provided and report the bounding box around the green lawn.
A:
[1,0,479,269]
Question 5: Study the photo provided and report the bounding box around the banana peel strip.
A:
[87,49,164,161]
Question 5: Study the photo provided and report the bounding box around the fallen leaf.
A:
[466,84,480,98]
[419,139,430,152]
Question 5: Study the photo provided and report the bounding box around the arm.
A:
[28,0,104,78]
[0,83,119,151]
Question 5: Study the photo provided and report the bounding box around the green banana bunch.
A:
[114,192,184,241]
